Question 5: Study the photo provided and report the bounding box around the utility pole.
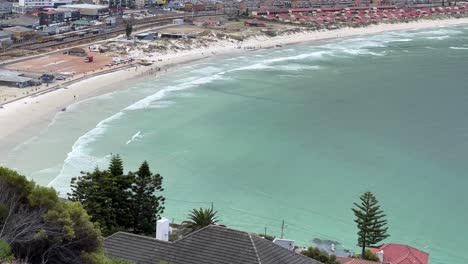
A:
[211,201,214,211]
[281,220,285,239]
[264,227,267,237]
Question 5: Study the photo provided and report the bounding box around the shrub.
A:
[0,240,14,262]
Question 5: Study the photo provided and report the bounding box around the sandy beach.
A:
[1,17,468,161]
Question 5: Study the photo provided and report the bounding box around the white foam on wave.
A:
[126,131,143,145]
[449,46,468,50]
[426,35,450,40]
[148,100,175,108]
[418,29,462,36]
[230,63,275,71]
[265,50,332,63]
[48,112,124,193]
[276,64,323,71]
[125,74,226,111]
[190,65,224,75]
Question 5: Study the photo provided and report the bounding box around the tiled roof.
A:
[336,257,381,264]
[370,244,429,264]
[104,225,323,264]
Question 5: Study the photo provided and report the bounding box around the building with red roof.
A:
[369,244,429,264]
[337,257,381,264]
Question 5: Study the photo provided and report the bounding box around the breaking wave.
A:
[48,112,124,193]
[125,75,226,110]
[450,46,468,50]
[126,131,143,145]
[426,35,450,40]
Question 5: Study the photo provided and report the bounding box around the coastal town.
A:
[1,0,468,104]
[0,0,466,262]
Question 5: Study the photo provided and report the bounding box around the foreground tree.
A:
[131,161,165,235]
[69,156,165,236]
[69,168,118,235]
[182,208,219,233]
[352,191,389,258]
[0,166,124,264]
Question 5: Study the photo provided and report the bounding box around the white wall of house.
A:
[18,0,53,7]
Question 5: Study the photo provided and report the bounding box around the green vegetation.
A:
[131,161,165,235]
[301,247,340,264]
[258,233,275,241]
[82,252,131,264]
[182,208,219,233]
[360,249,380,261]
[352,191,389,258]
[125,24,133,39]
[69,155,165,236]
[0,166,119,264]
[0,240,13,262]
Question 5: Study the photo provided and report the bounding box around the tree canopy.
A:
[301,247,340,264]
[182,208,219,233]
[0,166,124,264]
[131,161,165,235]
[125,24,133,39]
[69,156,165,236]
[352,191,389,258]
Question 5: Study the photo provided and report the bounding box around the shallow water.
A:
[5,26,468,263]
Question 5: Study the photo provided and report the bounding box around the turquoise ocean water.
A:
[3,25,468,263]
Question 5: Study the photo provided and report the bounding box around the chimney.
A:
[156,217,170,241]
[377,250,384,262]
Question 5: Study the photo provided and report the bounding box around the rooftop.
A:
[2,26,35,33]
[0,31,13,38]
[0,70,32,83]
[60,4,108,9]
[0,15,39,27]
[336,257,381,264]
[104,225,323,264]
[370,244,429,264]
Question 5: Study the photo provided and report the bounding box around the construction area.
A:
[5,50,114,76]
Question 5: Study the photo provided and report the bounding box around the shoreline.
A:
[1,17,468,162]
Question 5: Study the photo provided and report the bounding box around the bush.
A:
[301,247,340,264]
[362,249,380,261]
[257,234,275,241]
[0,166,104,264]
[82,252,131,264]
[0,240,14,262]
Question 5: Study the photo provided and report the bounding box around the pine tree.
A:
[352,192,389,258]
[69,168,117,234]
[108,155,133,232]
[125,23,133,39]
[131,161,165,235]
[69,156,133,236]
[109,155,124,176]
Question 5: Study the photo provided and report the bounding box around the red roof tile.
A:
[370,244,429,264]
[337,257,381,264]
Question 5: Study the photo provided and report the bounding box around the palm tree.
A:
[182,208,219,233]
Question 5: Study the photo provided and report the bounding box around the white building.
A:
[18,0,53,8]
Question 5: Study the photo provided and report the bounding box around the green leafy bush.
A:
[301,247,340,264]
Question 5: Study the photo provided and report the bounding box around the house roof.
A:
[0,70,32,83]
[0,31,13,38]
[336,257,381,264]
[104,225,323,264]
[0,15,39,27]
[3,26,35,33]
[369,244,429,264]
